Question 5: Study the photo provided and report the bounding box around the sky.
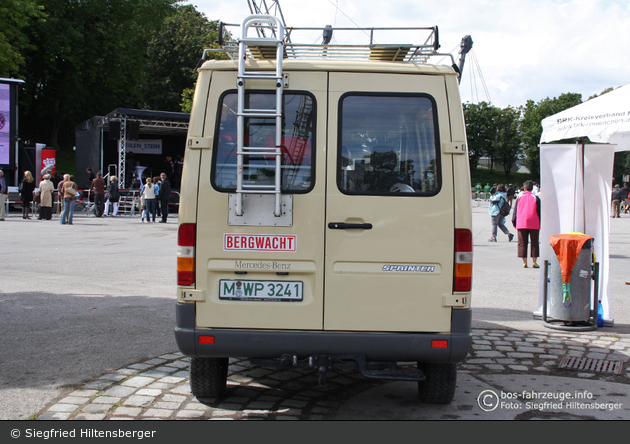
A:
[184,0,630,109]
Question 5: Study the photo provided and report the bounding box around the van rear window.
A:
[212,91,315,193]
[338,93,440,195]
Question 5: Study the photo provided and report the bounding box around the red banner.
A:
[41,148,56,176]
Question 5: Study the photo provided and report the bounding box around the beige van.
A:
[175,15,473,404]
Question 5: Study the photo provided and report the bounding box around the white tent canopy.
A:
[538,84,630,325]
[541,83,630,151]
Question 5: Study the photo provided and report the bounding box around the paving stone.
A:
[159,376,186,384]
[99,373,128,382]
[475,351,505,358]
[82,404,113,413]
[121,376,155,388]
[83,380,115,390]
[142,408,174,418]
[74,413,107,420]
[58,396,90,405]
[142,358,168,366]
[115,368,140,376]
[37,412,72,420]
[507,365,529,371]
[92,396,120,404]
[103,386,137,398]
[48,404,79,413]
[176,410,205,419]
[112,407,143,417]
[123,395,155,407]
[165,361,189,369]
[68,389,99,398]
[128,363,153,370]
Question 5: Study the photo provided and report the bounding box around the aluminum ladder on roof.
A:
[235,15,285,217]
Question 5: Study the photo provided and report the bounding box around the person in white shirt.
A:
[141,177,157,222]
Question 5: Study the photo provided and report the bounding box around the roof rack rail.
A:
[203,15,456,66]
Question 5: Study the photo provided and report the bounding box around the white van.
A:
[175,15,473,404]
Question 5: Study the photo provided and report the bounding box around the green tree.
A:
[463,102,500,172]
[19,0,175,149]
[493,106,522,177]
[143,4,226,112]
[0,0,46,77]
[520,92,582,178]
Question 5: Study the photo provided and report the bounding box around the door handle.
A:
[328,222,373,230]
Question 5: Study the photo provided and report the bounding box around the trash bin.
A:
[543,233,598,331]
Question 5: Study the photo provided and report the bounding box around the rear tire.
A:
[417,362,457,404]
[190,357,229,398]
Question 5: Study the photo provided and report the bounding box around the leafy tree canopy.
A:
[19,0,176,148]
[0,0,46,77]
[143,4,226,112]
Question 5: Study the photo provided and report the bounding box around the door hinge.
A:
[442,294,468,307]
[188,137,213,149]
[180,289,205,301]
[441,141,467,154]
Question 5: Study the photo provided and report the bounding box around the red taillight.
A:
[432,340,448,349]
[178,223,196,286]
[198,335,215,344]
[454,229,473,292]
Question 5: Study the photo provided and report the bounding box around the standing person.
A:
[60,175,78,225]
[38,174,55,220]
[506,183,516,207]
[619,182,629,215]
[103,176,120,217]
[57,174,70,214]
[57,173,69,214]
[19,171,36,219]
[51,171,62,189]
[158,172,171,223]
[475,182,482,200]
[152,176,161,218]
[0,170,7,221]
[173,155,183,189]
[85,168,96,188]
[91,172,106,217]
[611,184,622,218]
[483,183,491,200]
[487,183,514,243]
[512,180,541,268]
[141,177,157,222]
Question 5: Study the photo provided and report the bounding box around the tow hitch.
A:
[250,354,426,385]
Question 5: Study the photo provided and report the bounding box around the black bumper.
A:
[174,302,472,363]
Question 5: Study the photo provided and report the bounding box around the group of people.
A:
[611,182,630,218]
[487,180,542,268]
[138,173,172,223]
[0,167,172,225]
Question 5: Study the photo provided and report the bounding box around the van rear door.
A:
[324,72,455,333]
[194,69,328,331]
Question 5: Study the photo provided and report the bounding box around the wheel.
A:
[417,362,457,404]
[189,357,229,398]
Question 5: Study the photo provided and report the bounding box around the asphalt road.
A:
[0,214,178,420]
[1,202,629,420]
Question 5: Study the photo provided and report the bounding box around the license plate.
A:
[219,280,303,301]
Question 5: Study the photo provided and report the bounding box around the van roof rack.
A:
[204,15,455,65]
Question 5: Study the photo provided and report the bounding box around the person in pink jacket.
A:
[511,180,541,268]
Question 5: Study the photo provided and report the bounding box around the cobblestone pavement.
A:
[36,328,630,420]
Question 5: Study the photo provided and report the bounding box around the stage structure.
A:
[75,108,189,189]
